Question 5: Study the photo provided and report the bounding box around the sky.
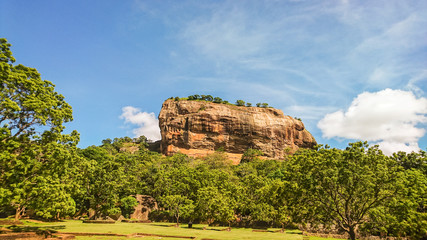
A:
[1,0,427,155]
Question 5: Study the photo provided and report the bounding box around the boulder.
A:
[130,195,158,221]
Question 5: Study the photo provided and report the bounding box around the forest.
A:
[1,38,426,240]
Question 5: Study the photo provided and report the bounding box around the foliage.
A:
[0,38,80,220]
[360,168,427,238]
[120,196,138,218]
[76,145,148,218]
[183,95,270,108]
[196,186,236,225]
[240,148,263,164]
[235,100,245,106]
[285,142,404,240]
[161,194,194,226]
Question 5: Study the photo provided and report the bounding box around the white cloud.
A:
[120,106,161,141]
[318,89,427,155]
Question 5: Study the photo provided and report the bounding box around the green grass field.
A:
[1,219,344,240]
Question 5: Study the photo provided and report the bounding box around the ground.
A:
[0,219,344,240]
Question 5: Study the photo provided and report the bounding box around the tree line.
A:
[1,38,426,240]
[169,95,270,108]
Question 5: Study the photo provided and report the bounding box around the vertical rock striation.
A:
[159,99,316,163]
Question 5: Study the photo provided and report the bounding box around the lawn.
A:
[1,219,344,240]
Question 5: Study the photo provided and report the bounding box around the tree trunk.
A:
[176,214,180,227]
[348,226,356,240]
[14,210,20,222]
[15,206,24,221]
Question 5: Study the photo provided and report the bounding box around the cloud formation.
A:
[318,89,427,155]
[120,106,161,141]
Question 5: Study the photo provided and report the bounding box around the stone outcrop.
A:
[159,99,316,163]
[130,195,158,221]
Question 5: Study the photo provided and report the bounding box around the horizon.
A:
[1,0,426,155]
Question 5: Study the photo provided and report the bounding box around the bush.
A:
[236,100,245,106]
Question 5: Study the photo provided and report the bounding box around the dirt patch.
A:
[25,219,46,224]
[0,232,44,240]
[133,233,195,239]
[0,220,23,225]
[60,232,196,239]
[0,232,75,239]
[121,219,151,223]
[82,220,115,224]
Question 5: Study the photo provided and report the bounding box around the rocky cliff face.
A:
[159,99,316,163]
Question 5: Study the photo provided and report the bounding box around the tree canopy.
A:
[0,38,80,220]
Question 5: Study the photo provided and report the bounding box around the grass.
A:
[1,219,344,240]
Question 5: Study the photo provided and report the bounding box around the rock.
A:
[159,99,316,163]
[116,215,125,222]
[130,195,158,221]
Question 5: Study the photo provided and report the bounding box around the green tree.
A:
[0,38,79,220]
[77,146,146,219]
[392,150,427,174]
[286,142,402,240]
[360,168,427,238]
[120,196,138,219]
[161,195,194,226]
[204,95,213,102]
[235,100,245,106]
[240,148,263,164]
[196,186,236,226]
[213,97,223,103]
[203,151,233,170]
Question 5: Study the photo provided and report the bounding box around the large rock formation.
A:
[159,99,316,163]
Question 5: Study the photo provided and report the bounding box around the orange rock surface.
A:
[159,99,316,163]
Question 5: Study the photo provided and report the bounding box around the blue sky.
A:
[1,0,427,154]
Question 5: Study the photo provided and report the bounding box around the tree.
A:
[240,148,263,164]
[78,146,145,219]
[203,151,233,170]
[0,38,73,140]
[196,187,235,226]
[392,150,427,174]
[235,100,245,106]
[213,97,223,103]
[161,195,194,226]
[0,38,80,220]
[286,142,402,240]
[204,95,213,102]
[246,103,252,107]
[361,168,427,239]
[261,103,269,108]
[120,196,138,219]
